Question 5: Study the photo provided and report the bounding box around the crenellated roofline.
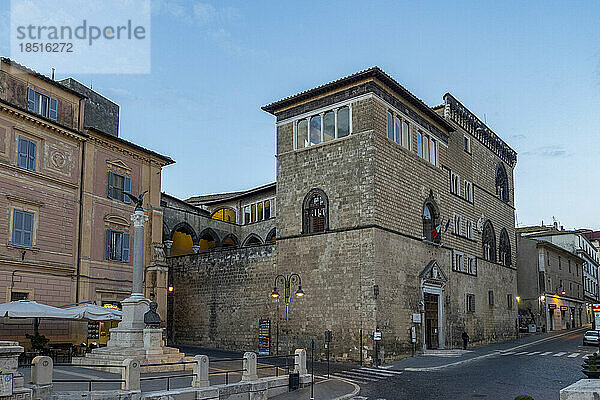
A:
[443,93,517,167]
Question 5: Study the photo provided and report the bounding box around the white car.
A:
[583,330,599,346]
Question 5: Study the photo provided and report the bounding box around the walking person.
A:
[462,331,469,350]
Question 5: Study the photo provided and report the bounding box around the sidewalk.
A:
[270,377,358,400]
[388,326,588,371]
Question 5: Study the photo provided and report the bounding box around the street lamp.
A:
[270,273,304,362]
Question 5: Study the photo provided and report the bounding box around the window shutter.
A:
[28,140,36,171]
[23,212,33,246]
[27,88,35,111]
[17,138,26,168]
[108,172,115,199]
[49,97,58,121]
[106,229,112,259]
[13,211,23,245]
[123,177,131,203]
[122,233,130,262]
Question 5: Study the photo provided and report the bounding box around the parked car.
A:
[583,330,599,346]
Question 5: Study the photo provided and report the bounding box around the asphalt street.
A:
[351,328,593,400]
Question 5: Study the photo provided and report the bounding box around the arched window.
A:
[211,208,236,223]
[499,228,511,266]
[482,220,497,262]
[302,189,329,234]
[495,163,509,203]
[266,228,276,244]
[422,191,441,244]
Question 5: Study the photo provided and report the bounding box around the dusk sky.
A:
[2,1,599,229]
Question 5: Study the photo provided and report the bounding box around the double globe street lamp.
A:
[270,273,304,363]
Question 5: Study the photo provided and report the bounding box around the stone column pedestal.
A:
[0,341,32,399]
[144,328,165,356]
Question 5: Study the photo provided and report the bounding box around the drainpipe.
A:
[75,97,86,303]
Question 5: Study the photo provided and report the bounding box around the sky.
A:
[1,0,599,229]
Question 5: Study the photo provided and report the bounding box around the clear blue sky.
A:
[2,1,599,229]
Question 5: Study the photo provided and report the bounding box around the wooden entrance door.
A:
[424,293,439,349]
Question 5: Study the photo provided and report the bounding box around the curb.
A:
[330,377,360,400]
[403,327,587,372]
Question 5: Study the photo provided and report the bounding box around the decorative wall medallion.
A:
[45,142,74,176]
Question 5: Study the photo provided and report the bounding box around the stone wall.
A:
[170,245,277,350]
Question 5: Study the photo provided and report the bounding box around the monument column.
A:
[131,208,148,296]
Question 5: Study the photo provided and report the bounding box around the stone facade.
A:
[168,67,518,362]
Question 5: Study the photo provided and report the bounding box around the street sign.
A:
[324,330,332,343]
[373,331,382,341]
[548,304,557,309]
[593,304,600,312]
[411,326,416,343]
[560,306,568,311]
[0,374,13,396]
[412,313,422,323]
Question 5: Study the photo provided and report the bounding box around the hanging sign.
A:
[560,306,568,311]
[548,304,557,309]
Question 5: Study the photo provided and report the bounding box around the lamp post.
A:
[270,273,304,365]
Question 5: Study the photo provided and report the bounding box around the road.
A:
[342,328,593,400]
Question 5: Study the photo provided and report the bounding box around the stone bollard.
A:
[294,349,307,375]
[192,355,210,388]
[122,358,140,391]
[242,352,258,381]
[31,356,53,385]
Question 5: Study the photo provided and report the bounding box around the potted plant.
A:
[582,353,600,378]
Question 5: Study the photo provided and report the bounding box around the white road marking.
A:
[553,352,567,357]
[514,351,529,355]
[360,367,403,375]
[500,351,515,356]
[526,351,541,355]
[330,373,370,385]
[540,351,553,356]
[568,353,581,358]
[355,369,397,378]
[335,371,379,381]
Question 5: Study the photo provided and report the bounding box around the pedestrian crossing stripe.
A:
[526,351,540,355]
[499,351,588,358]
[334,371,379,381]
[553,352,567,357]
[356,369,397,378]
[568,353,580,358]
[330,373,371,385]
[359,367,403,375]
[540,351,553,356]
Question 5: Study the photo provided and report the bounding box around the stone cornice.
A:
[443,93,517,167]
[0,101,85,142]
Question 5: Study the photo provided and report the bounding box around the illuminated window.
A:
[211,208,236,223]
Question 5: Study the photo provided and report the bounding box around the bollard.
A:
[122,358,140,391]
[294,349,307,375]
[242,352,258,381]
[192,355,210,388]
[31,356,53,386]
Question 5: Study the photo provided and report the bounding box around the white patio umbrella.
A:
[0,300,83,336]
[64,304,122,321]
[0,300,82,319]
